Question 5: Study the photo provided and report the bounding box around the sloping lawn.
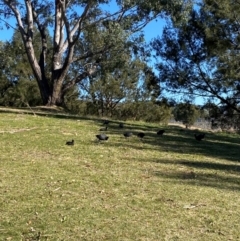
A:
[0,109,239,240]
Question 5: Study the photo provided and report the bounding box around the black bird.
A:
[96,134,109,141]
[99,126,108,131]
[137,132,145,139]
[157,130,165,136]
[66,139,74,145]
[194,133,205,141]
[123,131,132,138]
[103,120,110,125]
[119,123,124,128]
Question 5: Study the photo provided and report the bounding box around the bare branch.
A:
[61,1,93,53]
[3,0,26,35]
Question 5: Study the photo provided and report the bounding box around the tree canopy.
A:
[151,0,240,114]
[0,0,191,107]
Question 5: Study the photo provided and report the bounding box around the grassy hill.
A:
[0,108,240,240]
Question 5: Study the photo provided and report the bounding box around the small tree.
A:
[173,102,200,128]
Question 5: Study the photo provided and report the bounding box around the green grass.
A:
[0,109,240,240]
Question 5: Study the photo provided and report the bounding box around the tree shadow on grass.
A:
[179,160,240,173]
[132,154,240,191]
[151,168,240,192]
[139,127,240,163]
[1,107,238,163]
[104,125,239,163]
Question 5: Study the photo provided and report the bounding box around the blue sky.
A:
[0,1,165,41]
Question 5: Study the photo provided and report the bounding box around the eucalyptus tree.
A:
[151,0,240,113]
[0,0,192,106]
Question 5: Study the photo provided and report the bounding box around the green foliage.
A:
[65,100,88,115]
[202,102,222,120]
[173,102,200,127]
[117,100,171,122]
[202,101,240,131]
[0,0,191,106]
[0,34,43,107]
[79,39,158,117]
[0,78,13,104]
[151,1,240,114]
[1,79,41,107]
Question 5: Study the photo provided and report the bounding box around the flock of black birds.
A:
[66,120,205,145]
[95,121,166,143]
